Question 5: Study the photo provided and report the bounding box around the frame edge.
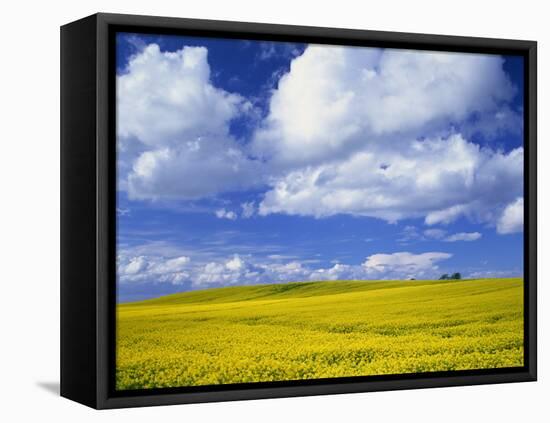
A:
[87,12,537,409]
[60,14,99,409]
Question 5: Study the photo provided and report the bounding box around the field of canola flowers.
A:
[116,278,523,390]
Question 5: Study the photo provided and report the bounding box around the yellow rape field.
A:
[116,278,523,390]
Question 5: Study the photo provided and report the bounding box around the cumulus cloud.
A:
[250,45,522,231]
[225,255,244,271]
[215,208,237,220]
[127,142,261,200]
[118,45,239,147]
[362,252,452,279]
[195,255,257,285]
[308,263,369,281]
[425,204,471,226]
[423,228,447,239]
[117,44,261,200]
[497,197,524,234]
[178,255,316,288]
[116,42,523,236]
[240,202,256,218]
[259,135,523,224]
[444,232,482,242]
[252,45,516,167]
[123,256,148,275]
[118,254,191,285]
[118,246,455,290]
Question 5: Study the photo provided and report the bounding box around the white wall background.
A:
[1,0,546,421]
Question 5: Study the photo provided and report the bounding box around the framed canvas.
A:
[60,13,537,409]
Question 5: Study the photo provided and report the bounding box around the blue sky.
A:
[116,32,524,302]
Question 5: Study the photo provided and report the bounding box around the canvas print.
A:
[115,32,525,391]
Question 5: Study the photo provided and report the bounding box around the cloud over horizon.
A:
[114,36,524,299]
[117,247,456,289]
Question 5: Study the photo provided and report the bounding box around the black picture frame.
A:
[60,12,537,409]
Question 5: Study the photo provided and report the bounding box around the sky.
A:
[115,32,524,302]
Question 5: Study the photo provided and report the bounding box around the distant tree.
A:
[451,272,462,280]
[439,274,449,280]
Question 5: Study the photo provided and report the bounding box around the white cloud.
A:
[423,228,447,239]
[118,44,240,148]
[363,251,452,279]
[252,45,516,167]
[425,204,470,226]
[116,207,130,216]
[399,227,481,243]
[118,254,191,285]
[127,143,261,200]
[156,256,191,273]
[124,256,147,275]
[118,244,455,290]
[259,135,523,225]
[444,232,482,242]
[195,255,261,286]
[225,255,244,271]
[308,263,367,281]
[461,106,523,141]
[117,44,261,200]
[497,197,524,234]
[397,225,422,244]
[116,43,523,236]
[195,262,230,285]
[267,254,298,260]
[251,45,522,232]
[466,269,522,279]
[215,208,237,220]
[240,202,256,218]
[257,41,302,61]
